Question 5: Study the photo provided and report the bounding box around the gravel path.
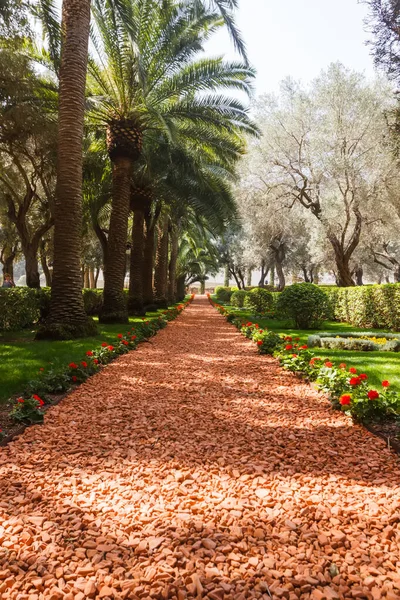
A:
[1,296,400,600]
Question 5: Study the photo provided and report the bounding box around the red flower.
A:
[101,342,108,347]
[17,398,24,404]
[285,344,293,350]
[69,362,78,369]
[131,335,137,340]
[39,367,44,372]
[122,340,129,346]
[292,354,298,358]
[295,337,300,341]
[339,363,346,369]
[367,390,379,400]
[94,359,99,365]
[382,380,390,387]
[32,395,44,406]
[349,367,357,374]
[86,351,93,357]
[359,373,368,380]
[117,334,123,339]
[285,336,292,341]
[108,345,114,351]
[72,376,77,382]
[257,340,263,346]
[340,394,351,406]
[255,324,259,329]
[300,345,308,350]
[350,377,361,386]
[81,361,88,368]
[325,361,333,368]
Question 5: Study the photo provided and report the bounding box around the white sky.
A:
[205,0,376,95]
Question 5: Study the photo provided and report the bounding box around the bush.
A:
[215,286,232,303]
[308,331,400,352]
[231,290,247,308]
[0,288,51,331]
[277,283,328,329]
[83,289,103,315]
[243,288,273,315]
[325,283,400,330]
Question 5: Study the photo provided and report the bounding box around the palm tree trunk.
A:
[100,156,132,323]
[128,208,145,315]
[38,0,95,339]
[143,209,158,307]
[167,225,179,304]
[153,211,169,307]
[89,267,95,288]
[224,264,229,287]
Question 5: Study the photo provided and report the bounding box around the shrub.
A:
[277,283,328,329]
[215,286,232,303]
[83,289,103,315]
[231,290,247,308]
[325,283,400,330]
[0,288,50,331]
[253,330,282,354]
[308,331,400,352]
[243,288,273,315]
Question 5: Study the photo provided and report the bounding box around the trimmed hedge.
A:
[214,286,233,303]
[0,288,105,331]
[308,331,400,352]
[325,284,400,330]
[243,287,273,314]
[231,290,247,308]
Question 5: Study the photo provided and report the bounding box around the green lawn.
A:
[0,309,170,404]
[222,306,400,392]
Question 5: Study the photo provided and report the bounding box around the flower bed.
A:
[208,294,400,434]
[308,331,400,352]
[0,296,194,443]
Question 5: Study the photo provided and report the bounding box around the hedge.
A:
[325,284,400,330]
[0,288,105,331]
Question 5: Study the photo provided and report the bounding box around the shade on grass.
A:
[224,308,400,393]
[0,310,168,404]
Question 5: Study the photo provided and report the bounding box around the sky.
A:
[205,0,377,96]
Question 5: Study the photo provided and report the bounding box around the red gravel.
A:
[1,296,400,600]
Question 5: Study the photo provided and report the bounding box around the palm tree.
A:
[37,0,96,338]
[88,0,256,323]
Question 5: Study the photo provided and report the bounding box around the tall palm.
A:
[88,0,256,323]
[37,0,96,339]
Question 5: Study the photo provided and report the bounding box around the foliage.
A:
[231,289,247,307]
[243,287,273,315]
[10,394,45,424]
[308,331,400,352]
[277,283,328,329]
[325,284,400,330]
[215,286,232,303]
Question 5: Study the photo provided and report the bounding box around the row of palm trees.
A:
[34,0,257,338]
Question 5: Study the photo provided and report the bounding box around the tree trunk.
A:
[177,275,186,301]
[269,263,275,288]
[83,267,90,288]
[24,245,41,288]
[302,266,311,283]
[353,266,363,286]
[200,281,205,294]
[275,259,285,291]
[258,261,269,287]
[38,0,94,339]
[329,238,355,287]
[100,156,132,323]
[94,268,100,288]
[153,211,169,307]
[246,269,252,287]
[168,225,179,304]
[40,241,52,287]
[224,264,229,287]
[143,212,156,306]
[128,207,146,315]
[394,266,400,283]
[89,267,95,288]
[2,252,15,280]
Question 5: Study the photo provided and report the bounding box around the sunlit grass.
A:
[223,307,400,392]
[0,307,177,404]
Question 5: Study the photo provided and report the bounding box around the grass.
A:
[0,307,173,404]
[221,305,400,392]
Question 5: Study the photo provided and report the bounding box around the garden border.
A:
[0,296,194,447]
